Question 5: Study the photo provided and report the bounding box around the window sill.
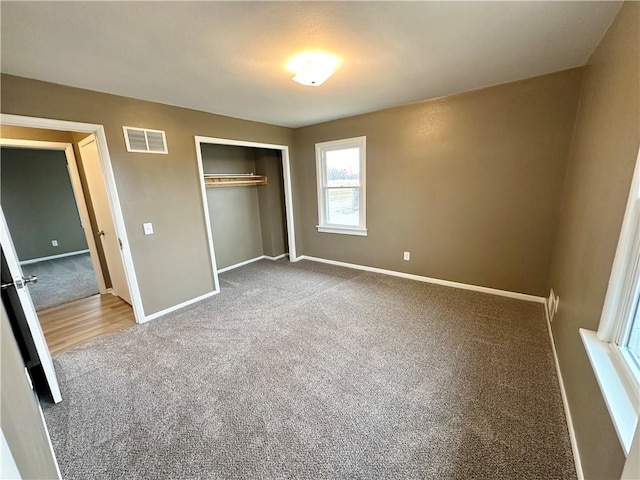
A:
[580,328,639,455]
[316,226,368,236]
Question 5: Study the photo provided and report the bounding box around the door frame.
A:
[0,138,108,294]
[194,136,297,292]
[1,114,144,323]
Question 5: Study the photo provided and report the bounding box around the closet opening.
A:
[194,137,296,290]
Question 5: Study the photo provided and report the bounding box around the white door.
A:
[78,136,132,305]
[0,207,62,403]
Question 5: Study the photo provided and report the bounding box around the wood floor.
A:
[38,294,136,355]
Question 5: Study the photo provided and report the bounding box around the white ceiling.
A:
[0,1,622,128]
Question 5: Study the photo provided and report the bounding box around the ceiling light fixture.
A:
[287,51,340,87]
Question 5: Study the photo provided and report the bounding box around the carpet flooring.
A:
[43,259,576,479]
[22,253,100,311]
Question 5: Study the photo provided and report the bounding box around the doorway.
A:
[0,115,143,361]
[1,114,144,322]
[1,143,105,310]
[0,136,137,355]
[194,136,297,291]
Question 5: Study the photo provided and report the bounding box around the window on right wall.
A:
[581,148,640,456]
[315,136,367,236]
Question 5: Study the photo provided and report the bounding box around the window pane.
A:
[326,148,360,187]
[326,188,359,226]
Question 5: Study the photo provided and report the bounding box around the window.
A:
[315,136,366,236]
[581,149,640,455]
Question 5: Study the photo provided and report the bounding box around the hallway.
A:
[38,294,135,355]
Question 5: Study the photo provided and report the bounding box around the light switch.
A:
[143,223,154,235]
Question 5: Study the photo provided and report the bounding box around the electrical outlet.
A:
[403,251,410,261]
[143,222,154,235]
[51,240,58,247]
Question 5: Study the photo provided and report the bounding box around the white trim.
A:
[218,255,265,273]
[1,429,22,480]
[317,226,368,236]
[35,390,62,480]
[217,253,290,273]
[599,148,640,341]
[144,290,217,322]
[622,427,640,479]
[580,329,639,455]
[194,139,221,293]
[0,138,107,293]
[193,136,298,294]
[1,114,146,324]
[295,255,545,303]
[545,302,584,480]
[264,253,288,261]
[19,249,90,266]
[315,136,367,234]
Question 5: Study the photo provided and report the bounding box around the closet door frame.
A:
[194,136,297,291]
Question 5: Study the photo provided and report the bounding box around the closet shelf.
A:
[203,174,267,188]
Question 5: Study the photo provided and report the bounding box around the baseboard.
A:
[218,253,289,273]
[217,255,265,273]
[263,253,289,261]
[143,290,218,323]
[296,255,545,304]
[544,300,584,480]
[19,249,90,265]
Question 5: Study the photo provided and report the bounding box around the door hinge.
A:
[118,238,123,250]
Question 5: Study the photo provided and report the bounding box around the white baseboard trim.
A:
[544,300,584,480]
[296,255,545,304]
[264,253,289,261]
[19,249,90,265]
[143,290,218,323]
[218,255,265,273]
[218,253,289,273]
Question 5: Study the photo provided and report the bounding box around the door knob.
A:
[1,275,37,290]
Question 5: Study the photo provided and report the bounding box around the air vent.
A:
[123,126,168,154]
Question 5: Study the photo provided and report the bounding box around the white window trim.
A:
[315,136,367,236]
[581,148,640,456]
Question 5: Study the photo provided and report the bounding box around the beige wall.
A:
[0,125,73,143]
[202,144,264,269]
[294,69,583,296]
[547,3,640,479]
[1,75,294,315]
[256,149,288,258]
[201,144,288,269]
[1,306,59,479]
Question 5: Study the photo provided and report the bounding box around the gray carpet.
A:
[21,253,100,310]
[43,259,576,479]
